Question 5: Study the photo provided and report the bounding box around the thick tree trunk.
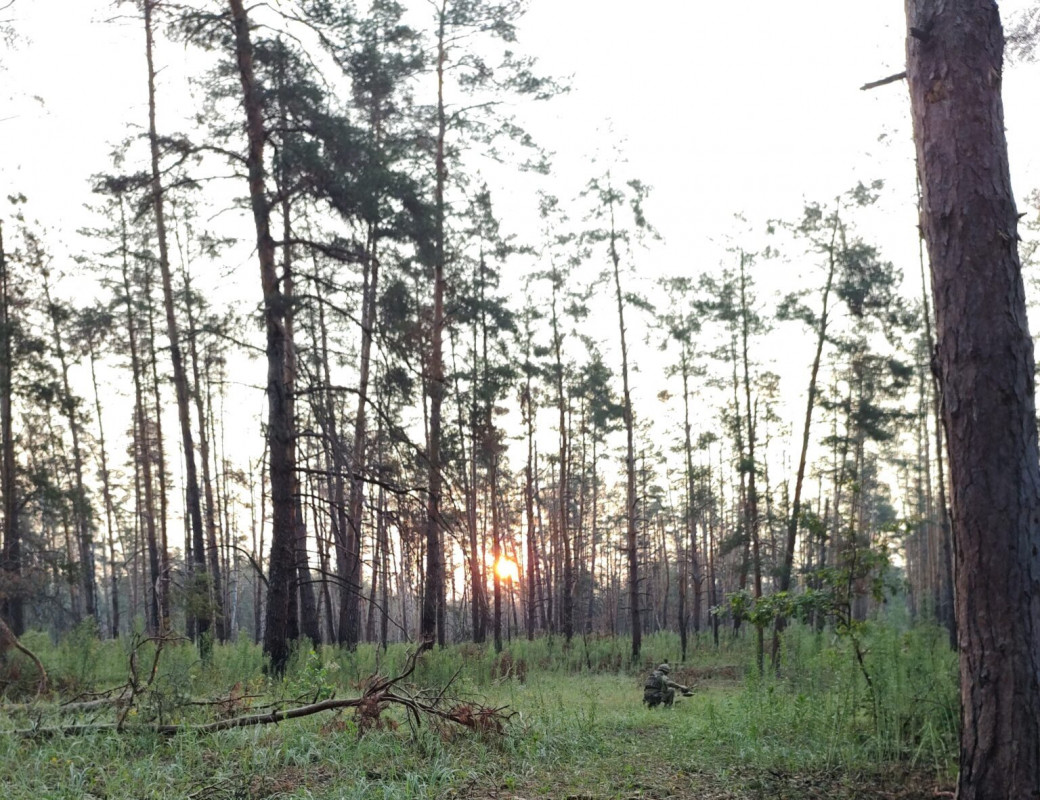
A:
[228,0,297,674]
[905,3,1040,797]
[917,202,958,647]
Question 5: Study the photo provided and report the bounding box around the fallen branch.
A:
[0,615,47,697]
[11,639,513,739]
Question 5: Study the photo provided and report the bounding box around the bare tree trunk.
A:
[0,220,22,635]
[773,220,837,668]
[41,273,97,625]
[905,3,1040,796]
[116,219,161,636]
[341,226,380,648]
[586,434,600,634]
[228,0,298,674]
[277,195,319,653]
[87,336,120,638]
[305,252,350,646]
[143,0,210,648]
[181,267,226,641]
[523,372,537,640]
[607,199,640,662]
[421,4,448,647]
[143,265,172,631]
[549,275,574,643]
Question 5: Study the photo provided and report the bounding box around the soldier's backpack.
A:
[644,671,665,693]
[643,670,665,706]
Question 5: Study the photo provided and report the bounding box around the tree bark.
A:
[228,0,298,674]
[904,3,1040,797]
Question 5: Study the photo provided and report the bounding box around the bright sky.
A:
[4,0,1040,498]
[5,1,1039,260]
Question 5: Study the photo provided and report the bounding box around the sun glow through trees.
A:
[494,556,519,582]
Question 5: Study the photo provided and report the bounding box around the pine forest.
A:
[2,2,1040,799]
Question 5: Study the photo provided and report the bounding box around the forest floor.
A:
[0,632,959,799]
[235,667,956,800]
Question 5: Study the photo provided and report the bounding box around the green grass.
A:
[0,622,958,799]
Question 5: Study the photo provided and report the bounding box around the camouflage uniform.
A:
[643,663,686,708]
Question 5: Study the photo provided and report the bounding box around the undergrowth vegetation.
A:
[0,618,958,799]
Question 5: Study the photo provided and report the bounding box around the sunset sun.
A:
[494,557,520,582]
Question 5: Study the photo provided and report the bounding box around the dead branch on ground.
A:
[8,638,513,739]
[0,615,48,697]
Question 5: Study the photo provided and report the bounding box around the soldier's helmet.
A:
[658,663,670,674]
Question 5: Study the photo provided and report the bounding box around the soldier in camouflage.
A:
[643,663,691,708]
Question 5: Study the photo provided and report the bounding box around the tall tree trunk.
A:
[87,336,120,638]
[143,0,210,648]
[421,5,448,647]
[306,252,350,645]
[550,276,574,643]
[41,275,97,625]
[680,347,694,661]
[0,220,22,635]
[120,232,161,635]
[181,267,226,641]
[773,219,837,668]
[607,196,640,662]
[228,0,298,674]
[523,371,538,640]
[341,224,380,648]
[461,313,487,643]
[905,3,1040,796]
[277,193,319,653]
[143,266,172,631]
[491,443,503,653]
[679,340,703,640]
[586,433,600,634]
